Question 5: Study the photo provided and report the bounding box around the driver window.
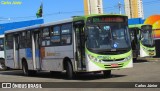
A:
[99,25,110,45]
[87,26,99,48]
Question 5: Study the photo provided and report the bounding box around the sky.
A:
[0,0,160,24]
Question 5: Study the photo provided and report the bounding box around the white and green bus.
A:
[5,14,133,79]
[129,24,155,59]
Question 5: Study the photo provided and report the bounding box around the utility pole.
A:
[118,2,122,14]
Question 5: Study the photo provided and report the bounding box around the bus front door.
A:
[130,28,140,58]
[74,25,86,70]
[32,31,41,70]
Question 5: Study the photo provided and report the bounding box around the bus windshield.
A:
[86,23,131,53]
[141,30,154,47]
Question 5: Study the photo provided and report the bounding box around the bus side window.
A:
[51,26,61,45]
[61,23,72,45]
[19,32,26,49]
[26,31,32,48]
[41,27,50,46]
[5,34,13,50]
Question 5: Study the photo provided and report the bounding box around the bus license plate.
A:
[111,64,119,67]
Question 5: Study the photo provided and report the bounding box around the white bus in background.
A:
[0,35,5,69]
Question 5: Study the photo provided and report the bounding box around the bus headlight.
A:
[88,54,101,63]
[124,55,132,61]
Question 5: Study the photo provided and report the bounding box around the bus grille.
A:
[148,50,154,52]
[103,58,125,62]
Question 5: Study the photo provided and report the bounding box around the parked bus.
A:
[5,14,133,79]
[129,24,155,59]
[0,35,5,69]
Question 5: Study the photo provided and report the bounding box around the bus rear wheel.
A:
[66,61,74,79]
[22,61,36,76]
[103,70,111,78]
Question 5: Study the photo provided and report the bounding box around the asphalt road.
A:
[0,60,160,91]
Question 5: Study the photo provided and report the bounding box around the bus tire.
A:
[22,61,29,76]
[103,70,111,78]
[22,61,36,76]
[66,61,74,79]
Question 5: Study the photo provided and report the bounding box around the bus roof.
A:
[5,18,73,34]
[5,24,40,34]
[5,14,127,34]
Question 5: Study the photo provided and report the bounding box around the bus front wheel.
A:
[66,61,74,79]
[103,70,111,78]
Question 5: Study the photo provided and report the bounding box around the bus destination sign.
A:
[92,17,124,23]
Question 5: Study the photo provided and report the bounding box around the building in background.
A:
[128,18,145,25]
[84,0,103,15]
[124,0,144,19]
[0,19,44,62]
[0,19,44,34]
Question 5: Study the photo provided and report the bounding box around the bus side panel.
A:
[41,47,62,71]
[5,50,14,68]
[41,45,74,71]
[54,45,74,71]
[41,58,63,71]
[26,48,34,70]
[0,51,4,59]
[19,48,34,70]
